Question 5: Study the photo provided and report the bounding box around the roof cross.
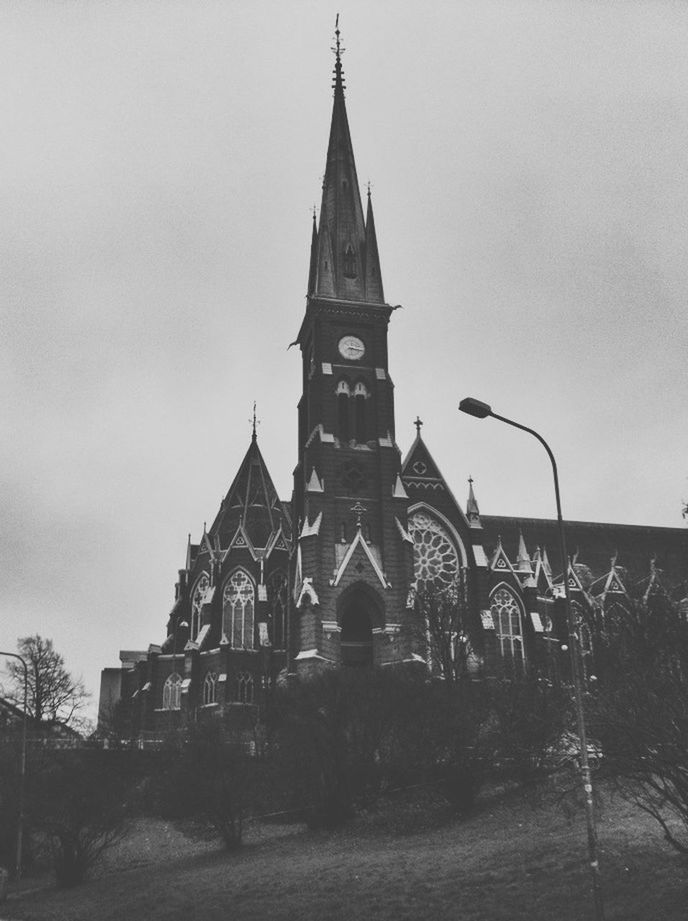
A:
[351,501,367,528]
[414,416,423,435]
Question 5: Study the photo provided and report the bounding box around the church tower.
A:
[291,21,414,669]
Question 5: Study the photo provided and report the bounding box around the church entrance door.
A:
[340,597,373,667]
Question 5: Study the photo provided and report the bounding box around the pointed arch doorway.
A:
[340,589,375,667]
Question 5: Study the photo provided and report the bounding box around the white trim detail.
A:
[395,516,413,544]
[329,529,391,589]
[296,577,320,609]
[300,511,323,538]
[393,474,408,499]
[473,546,488,568]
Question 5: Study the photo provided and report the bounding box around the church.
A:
[99,27,687,736]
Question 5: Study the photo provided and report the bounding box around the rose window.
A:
[408,511,460,592]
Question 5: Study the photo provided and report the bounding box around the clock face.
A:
[338,335,365,360]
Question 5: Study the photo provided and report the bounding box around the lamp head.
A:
[459,397,492,419]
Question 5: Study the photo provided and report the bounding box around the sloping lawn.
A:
[3,787,687,921]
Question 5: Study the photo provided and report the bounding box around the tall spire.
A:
[311,17,385,304]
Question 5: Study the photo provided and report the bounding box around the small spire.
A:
[516,529,532,574]
[542,546,552,577]
[466,475,481,526]
[610,550,618,570]
[414,416,423,436]
[307,206,319,294]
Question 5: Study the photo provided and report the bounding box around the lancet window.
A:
[336,380,351,443]
[490,587,526,674]
[190,572,210,640]
[343,243,357,278]
[408,511,460,593]
[353,382,369,442]
[162,672,182,710]
[202,671,217,706]
[223,569,255,649]
[267,569,288,650]
[236,672,254,704]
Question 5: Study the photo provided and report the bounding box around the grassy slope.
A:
[4,788,687,921]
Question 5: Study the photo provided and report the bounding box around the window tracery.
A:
[490,587,525,673]
[162,672,182,710]
[408,511,460,592]
[223,569,255,649]
[236,672,254,704]
[190,572,210,640]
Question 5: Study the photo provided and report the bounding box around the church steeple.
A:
[311,17,385,304]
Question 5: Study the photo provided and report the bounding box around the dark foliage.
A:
[154,723,258,849]
[27,749,131,887]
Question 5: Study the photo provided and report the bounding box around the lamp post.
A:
[0,651,28,880]
[458,397,604,921]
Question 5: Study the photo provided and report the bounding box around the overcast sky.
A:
[2,1,687,722]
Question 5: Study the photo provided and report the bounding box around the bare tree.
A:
[3,636,89,730]
[412,569,484,682]
[591,594,688,853]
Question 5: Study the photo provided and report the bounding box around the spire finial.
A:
[367,180,371,199]
[331,14,345,91]
[414,416,423,436]
[468,474,473,486]
[250,402,260,441]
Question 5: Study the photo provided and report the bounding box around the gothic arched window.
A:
[336,380,351,442]
[343,244,357,278]
[203,671,217,706]
[236,672,254,704]
[223,569,255,649]
[190,572,210,640]
[267,569,288,650]
[490,587,525,674]
[408,511,460,593]
[162,672,182,710]
[353,382,369,443]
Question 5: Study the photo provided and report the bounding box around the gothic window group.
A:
[490,587,525,674]
[162,672,181,710]
[223,569,255,649]
[408,511,460,593]
[336,380,370,444]
[190,572,210,640]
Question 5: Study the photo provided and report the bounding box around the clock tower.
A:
[291,22,414,670]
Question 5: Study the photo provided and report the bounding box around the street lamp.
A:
[0,651,28,880]
[458,397,604,921]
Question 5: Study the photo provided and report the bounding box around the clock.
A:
[338,335,365,360]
